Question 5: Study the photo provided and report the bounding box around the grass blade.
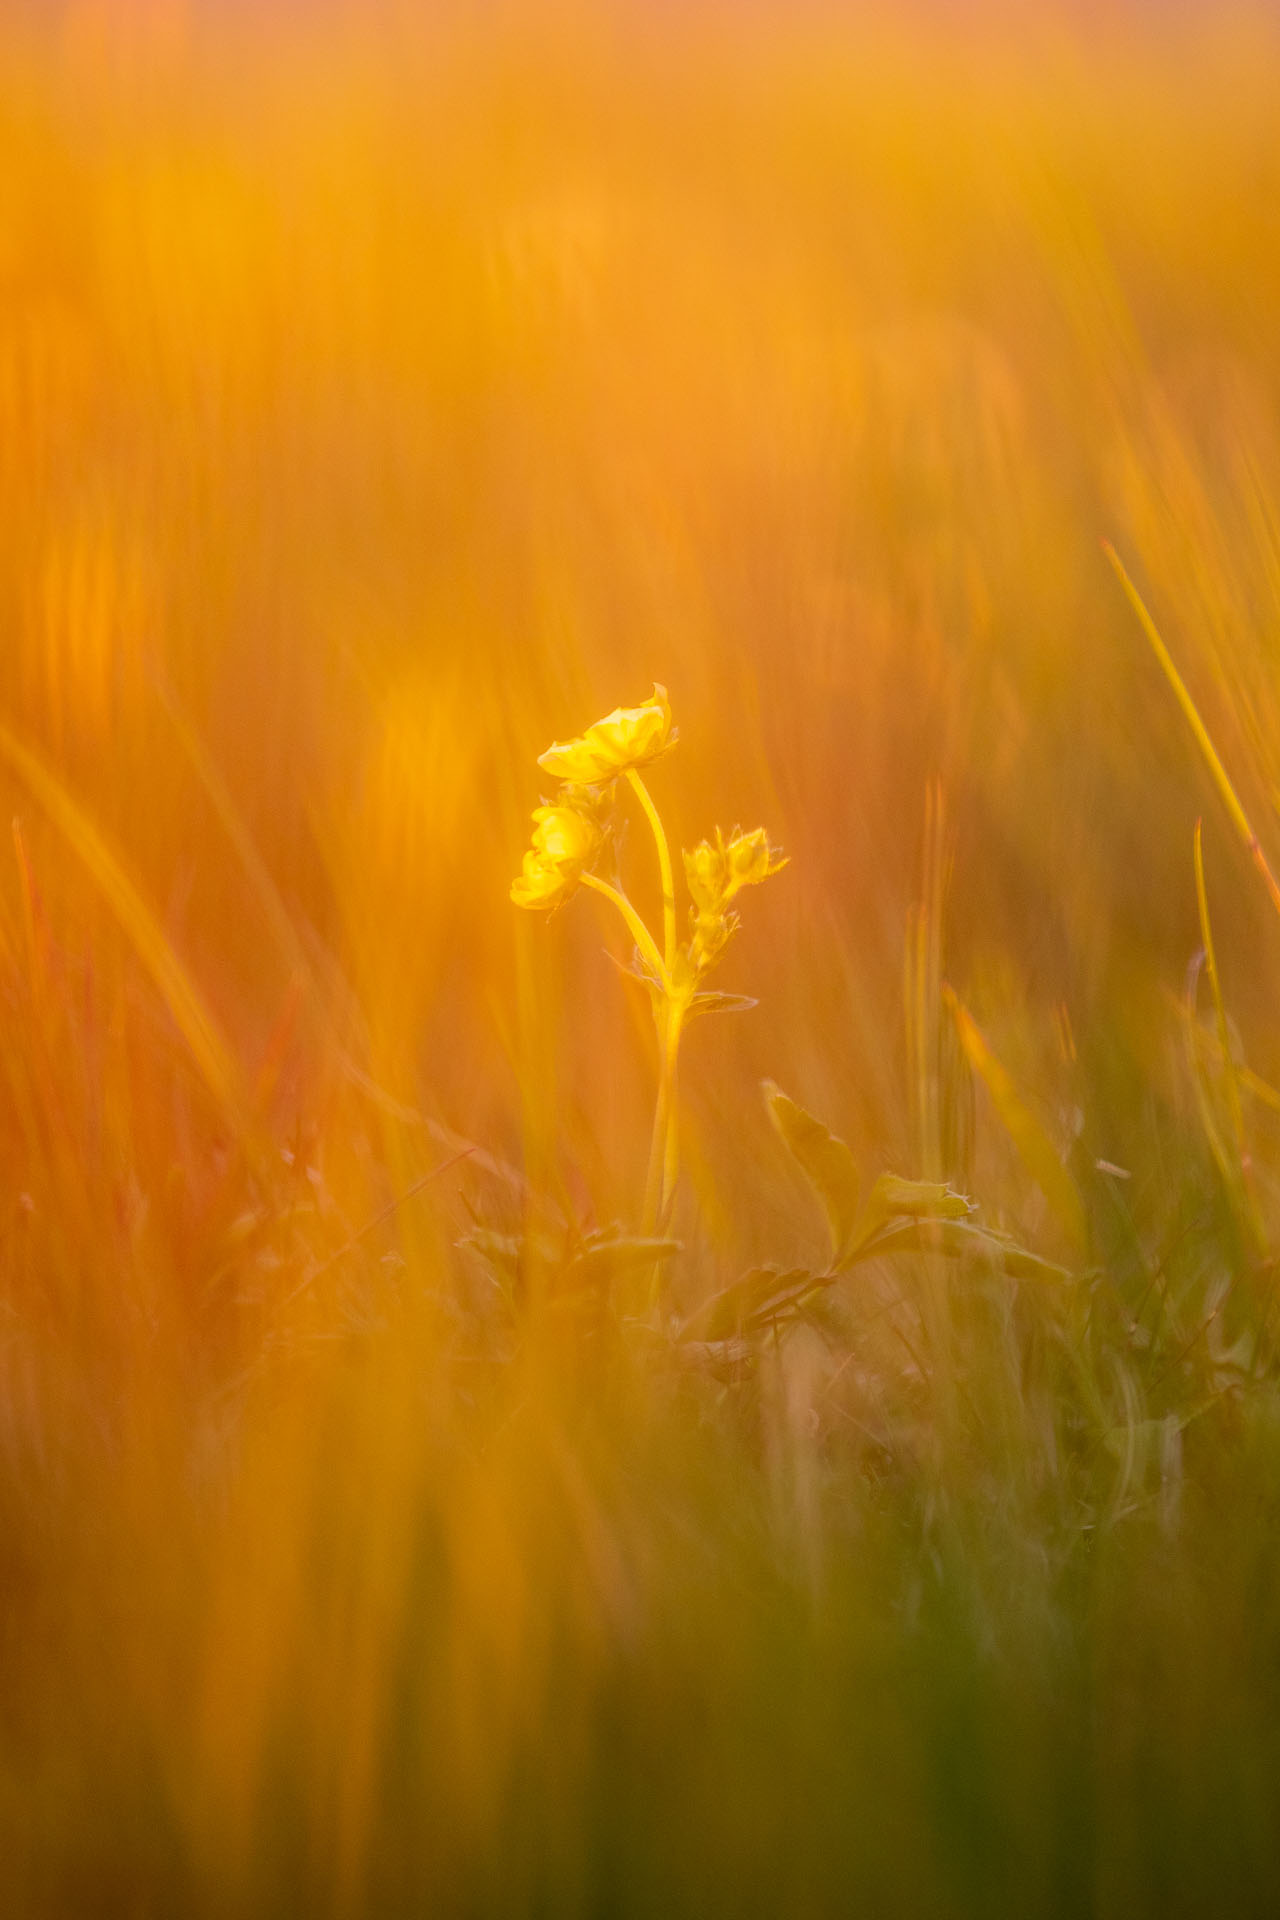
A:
[0,716,242,1119]
[1191,819,1264,1248]
[943,984,1086,1255]
[1103,539,1280,919]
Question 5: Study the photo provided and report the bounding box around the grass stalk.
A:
[1104,540,1280,919]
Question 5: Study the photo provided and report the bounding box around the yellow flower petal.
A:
[537,684,674,784]
[510,849,572,909]
[510,802,603,910]
[531,804,601,866]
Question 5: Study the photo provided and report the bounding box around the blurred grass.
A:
[3,0,1280,1912]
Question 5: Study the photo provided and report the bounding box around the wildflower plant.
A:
[511,685,786,1238]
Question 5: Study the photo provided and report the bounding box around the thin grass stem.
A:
[1104,540,1280,919]
[1193,819,1265,1250]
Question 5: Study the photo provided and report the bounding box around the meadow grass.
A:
[3,2,1280,1912]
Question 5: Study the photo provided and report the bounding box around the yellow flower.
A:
[537,684,674,786]
[510,849,571,909]
[510,804,601,910]
[530,804,599,866]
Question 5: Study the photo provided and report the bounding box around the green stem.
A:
[641,998,669,1238]
[626,768,677,976]
[583,785,684,1283]
[580,872,670,992]
[642,990,688,1287]
[660,994,686,1217]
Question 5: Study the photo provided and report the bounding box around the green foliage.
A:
[763,1081,863,1264]
[739,1084,1069,1351]
[463,1220,680,1310]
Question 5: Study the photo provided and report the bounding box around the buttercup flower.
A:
[510,803,602,910]
[537,684,674,786]
[530,804,599,867]
[510,850,572,910]
[511,686,787,1246]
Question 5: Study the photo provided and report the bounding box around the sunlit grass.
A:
[2,2,1280,1913]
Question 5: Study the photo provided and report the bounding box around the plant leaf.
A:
[763,1081,861,1263]
[686,991,758,1019]
[681,1265,814,1342]
[670,1337,756,1379]
[568,1232,680,1291]
[852,1214,1069,1281]
[838,1173,975,1264]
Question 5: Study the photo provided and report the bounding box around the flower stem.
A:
[580,872,670,992]
[660,994,685,1215]
[626,768,677,976]
[641,1000,669,1238]
[583,794,685,1281]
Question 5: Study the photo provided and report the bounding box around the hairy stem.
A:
[641,999,670,1238]
[626,768,678,976]
[582,790,683,1280]
[581,872,670,992]
[660,994,686,1217]
[642,990,687,1288]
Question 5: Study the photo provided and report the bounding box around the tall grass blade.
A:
[0,716,243,1119]
[943,984,1086,1255]
[1192,818,1262,1236]
[1103,540,1280,919]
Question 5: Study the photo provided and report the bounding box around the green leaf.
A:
[461,1223,679,1301]
[850,1214,1069,1281]
[936,1217,1068,1280]
[681,1265,815,1342]
[763,1082,861,1263]
[846,1173,976,1257]
[877,1175,976,1219]
[670,1337,756,1379]
[744,1270,831,1331]
[567,1231,680,1291]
